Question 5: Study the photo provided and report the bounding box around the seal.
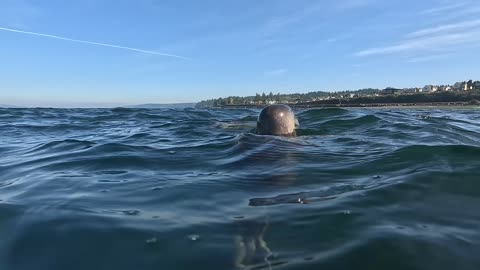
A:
[256,104,297,136]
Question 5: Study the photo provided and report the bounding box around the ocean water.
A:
[1,107,480,270]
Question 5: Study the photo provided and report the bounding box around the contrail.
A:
[0,26,188,60]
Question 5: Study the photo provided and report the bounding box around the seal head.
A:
[256,105,296,136]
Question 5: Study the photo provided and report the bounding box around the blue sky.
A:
[1,0,480,107]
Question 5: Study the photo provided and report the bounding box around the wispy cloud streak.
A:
[261,0,373,36]
[421,2,468,14]
[0,26,188,59]
[335,0,375,11]
[407,53,453,63]
[355,32,476,57]
[265,68,287,76]
[355,18,480,57]
[407,19,480,38]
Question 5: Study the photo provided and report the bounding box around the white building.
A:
[423,85,440,93]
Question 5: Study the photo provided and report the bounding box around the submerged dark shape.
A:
[256,105,297,136]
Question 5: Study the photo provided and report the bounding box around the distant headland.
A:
[196,80,480,108]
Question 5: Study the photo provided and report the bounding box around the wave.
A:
[297,108,350,119]
[25,139,96,155]
[1,107,480,270]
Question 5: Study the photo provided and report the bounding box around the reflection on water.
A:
[1,107,480,270]
[234,217,273,269]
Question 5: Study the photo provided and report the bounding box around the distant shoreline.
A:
[220,101,479,109]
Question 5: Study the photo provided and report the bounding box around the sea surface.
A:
[1,107,480,270]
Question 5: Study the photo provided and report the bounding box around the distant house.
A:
[422,85,434,93]
[434,85,450,91]
[452,80,474,91]
[474,81,480,90]
[466,80,474,90]
[453,82,463,91]
[383,88,402,95]
[401,88,417,94]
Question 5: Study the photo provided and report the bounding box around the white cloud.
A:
[334,0,376,11]
[355,32,474,57]
[265,68,288,76]
[262,3,323,36]
[421,2,468,14]
[355,18,480,57]
[262,0,374,36]
[352,63,366,68]
[407,19,480,38]
[406,53,453,63]
[326,31,357,44]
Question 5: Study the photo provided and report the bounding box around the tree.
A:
[254,93,261,104]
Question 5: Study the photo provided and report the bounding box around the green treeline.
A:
[300,91,480,106]
[196,88,480,108]
[196,89,381,108]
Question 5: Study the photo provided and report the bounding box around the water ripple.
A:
[0,107,480,270]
